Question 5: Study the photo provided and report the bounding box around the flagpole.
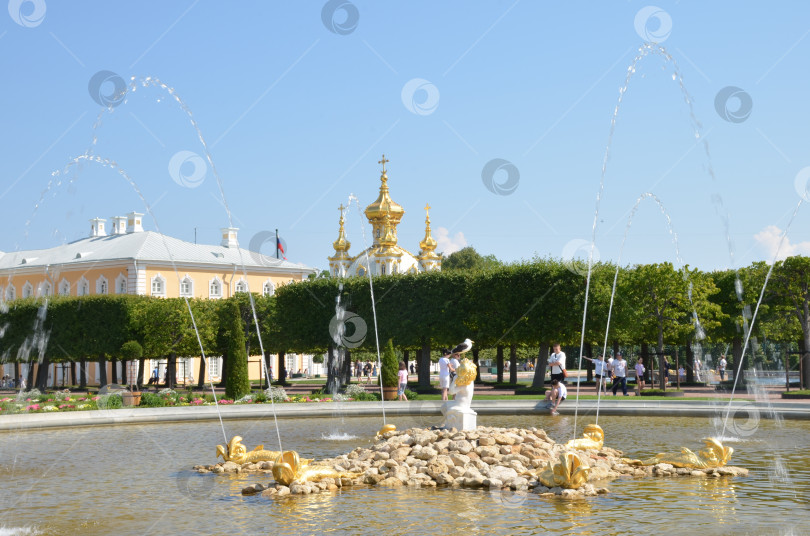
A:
[275,229,279,259]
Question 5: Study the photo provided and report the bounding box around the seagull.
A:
[452,338,473,354]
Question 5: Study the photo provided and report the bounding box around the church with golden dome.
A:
[329,155,441,277]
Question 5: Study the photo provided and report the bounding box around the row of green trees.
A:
[2,256,810,392]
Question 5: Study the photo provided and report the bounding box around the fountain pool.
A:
[1,414,807,535]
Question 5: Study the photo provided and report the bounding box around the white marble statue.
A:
[441,357,477,430]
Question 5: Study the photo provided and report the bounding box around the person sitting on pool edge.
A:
[543,378,567,416]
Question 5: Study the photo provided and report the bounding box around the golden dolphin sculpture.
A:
[376,424,397,437]
[537,452,591,489]
[564,424,605,450]
[216,436,283,465]
[271,450,362,486]
[623,437,733,469]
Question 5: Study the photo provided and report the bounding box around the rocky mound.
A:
[194,426,748,499]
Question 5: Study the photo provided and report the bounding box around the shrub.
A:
[223,301,251,400]
[381,339,398,388]
[97,393,123,409]
[17,388,42,401]
[265,386,288,402]
[403,389,419,400]
[344,384,367,398]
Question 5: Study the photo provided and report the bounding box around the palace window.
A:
[209,278,222,299]
[77,278,89,296]
[59,280,70,296]
[39,282,52,296]
[97,276,108,295]
[116,274,127,295]
[262,280,275,296]
[180,277,193,297]
[6,285,16,301]
[22,282,33,298]
[151,275,166,297]
[235,280,248,293]
[208,356,221,379]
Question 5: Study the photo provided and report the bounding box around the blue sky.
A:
[2,0,810,273]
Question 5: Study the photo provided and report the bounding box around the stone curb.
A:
[1,399,807,431]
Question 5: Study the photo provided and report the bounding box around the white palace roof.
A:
[0,231,316,275]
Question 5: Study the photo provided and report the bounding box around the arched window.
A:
[39,282,52,296]
[180,277,193,297]
[209,277,222,299]
[6,285,16,301]
[22,282,33,298]
[262,280,275,296]
[59,279,70,296]
[77,277,90,296]
[381,264,386,275]
[358,266,366,277]
[96,276,108,295]
[151,275,166,297]
[235,279,248,293]
[115,274,127,295]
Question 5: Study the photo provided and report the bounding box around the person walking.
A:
[611,353,629,396]
[439,349,452,401]
[397,361,409,401]
[584,355,607,394]
[548,344,566,383]
[635,357,646,393]
[718,355,727,381]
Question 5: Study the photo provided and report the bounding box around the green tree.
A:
[766,256,810,387]
[222,300,250,399]
[442,247,501,272]
[381,338,398,388]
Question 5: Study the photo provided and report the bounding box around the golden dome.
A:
[419,203,438,254]
[364,155,405,224]
[332,204,350,254]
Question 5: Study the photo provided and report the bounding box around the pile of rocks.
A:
[194,426,748,500]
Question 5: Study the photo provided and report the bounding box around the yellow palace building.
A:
[0,211,318,387]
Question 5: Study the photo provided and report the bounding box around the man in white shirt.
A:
[548,344,566,383]
[611,353,628,396]
[718,355,727,381]
[439,349,452,401]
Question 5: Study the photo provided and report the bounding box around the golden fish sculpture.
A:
[564,424,605,450]
[271,450,362,486]
[622,437,733,469]
[537,452,591,489]
[216,436,283,465]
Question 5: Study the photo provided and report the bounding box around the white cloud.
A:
[434,226,467,255]
[753,225,810,262]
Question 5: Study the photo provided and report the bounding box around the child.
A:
[635,357,646,393]
[397,361,409,401]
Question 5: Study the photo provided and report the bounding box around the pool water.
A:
[0,412,807,535]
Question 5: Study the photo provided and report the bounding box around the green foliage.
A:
[403,389,419,400]
[442,247,501,272]
[223,300,251,400]
[120,340,143,360]
[381,339,399,387]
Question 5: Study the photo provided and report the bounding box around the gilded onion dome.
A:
[364,155,405,233]
[330,204,351,260]
[419,203,438,254]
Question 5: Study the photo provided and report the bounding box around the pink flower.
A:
[26,404,40,411]
[91,396,100,401]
